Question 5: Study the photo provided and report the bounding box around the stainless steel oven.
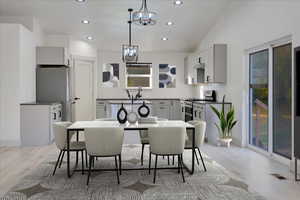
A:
[184,101,193,122]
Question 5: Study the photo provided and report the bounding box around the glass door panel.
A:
[273,43,292,159]
[249,50,269,150]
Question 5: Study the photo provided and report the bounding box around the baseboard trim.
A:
[0,140,21,147]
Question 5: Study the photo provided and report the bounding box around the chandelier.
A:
[122,8,139,63]
[132,0,157,26]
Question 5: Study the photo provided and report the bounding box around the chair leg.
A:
[81,150,84,174]
[178,155,180,173]
[85,150,88,168]
[149,152,152,175]
[52,150,63,176]
[194,149,200,165]
[172,155,175,165]
[75,151,79,168]
[179,154,186,183]
[119,154,122,175]
[87,156,93,186]
[92,156,95,168]
[115,156,120,184]
[58,150,65,168]
[197,147,207,172]
[141,143,145,166]
[153,155,158,183]
[168,156,170,165]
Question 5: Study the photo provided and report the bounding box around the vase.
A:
[217,138,233,148]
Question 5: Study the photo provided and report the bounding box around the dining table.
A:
[66,120,196,178]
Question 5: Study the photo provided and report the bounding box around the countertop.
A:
[97,98,231,105]
[20,102,61,106]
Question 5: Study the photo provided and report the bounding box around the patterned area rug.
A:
[1,145,265,200]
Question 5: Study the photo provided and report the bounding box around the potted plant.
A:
[210,96,238,147]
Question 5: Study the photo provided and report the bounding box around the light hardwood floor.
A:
[0,143,299,200]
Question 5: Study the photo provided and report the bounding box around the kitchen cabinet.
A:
[20,103,62,146]
[152,100,181,120]
[37,47,70,66]
[185,44,227,84]
[205,44,227,83]
[96,100,111,119]
[152,100,171,119]
[193,103,206,121]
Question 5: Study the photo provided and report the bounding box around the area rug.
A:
[1,145,266,200]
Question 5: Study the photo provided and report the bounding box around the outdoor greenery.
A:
[210,96,238,139]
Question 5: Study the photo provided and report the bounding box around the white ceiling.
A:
[0,0,230,52]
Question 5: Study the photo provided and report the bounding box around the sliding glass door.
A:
[249,50,269,150]
[248,42,292,160]
[273,43,292,159]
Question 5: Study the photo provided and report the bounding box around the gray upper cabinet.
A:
[207,44,227,84]
[37,47,69,66]
[185,44,227,84]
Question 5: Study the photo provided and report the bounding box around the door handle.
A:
[74,97,80,100]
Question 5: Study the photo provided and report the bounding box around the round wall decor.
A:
[117,103,127,124]
[138,101,150,118]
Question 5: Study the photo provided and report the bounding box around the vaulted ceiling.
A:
[0,0,230,52]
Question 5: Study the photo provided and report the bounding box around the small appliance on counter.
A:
[204,90,217,102]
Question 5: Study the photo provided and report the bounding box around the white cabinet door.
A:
[96,101,110,119]
[152,100,170,119]
[170,100,181,120]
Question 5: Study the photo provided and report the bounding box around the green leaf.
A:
[210,105,221,119]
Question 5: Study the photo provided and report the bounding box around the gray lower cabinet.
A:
[20,103,62,146]
[193,103,206,121]
[152,100,181,120]
[96,101,111,119]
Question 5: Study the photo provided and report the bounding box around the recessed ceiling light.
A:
[166,21,174,26]
[174,0,183,5]
[162,37,168,41]
[86,36,93,40]
[81,20,90,24]
[75,0,87,3]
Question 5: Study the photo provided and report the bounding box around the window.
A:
[126,63,152,89]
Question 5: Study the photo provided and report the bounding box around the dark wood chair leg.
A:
[87,156,93,185]
[153,155,158,183]
[179,154,186,183]
[58,150,65,168]
[197,147,207,171]
[81,150,84,174]
[141,143,145,166]
[168,156,170,165]
[53,150,63,176]
[115,156,120,184]
[119,154,122,175]
[149,152,152,174]
[194,149,200,165]
[75,151,79,168]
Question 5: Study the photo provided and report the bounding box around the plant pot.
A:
[217,138,232,148]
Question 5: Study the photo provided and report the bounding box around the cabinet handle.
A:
[206,76,210,82]
[53,113,57,120]
[59,111,62,118]
[194,111,197,117]
[104,105,106,112]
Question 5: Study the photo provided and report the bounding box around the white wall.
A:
[196,0,300,147]
[98,51,195,99]
[0,24,39,146]
[0,24,21,145]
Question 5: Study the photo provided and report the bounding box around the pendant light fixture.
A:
[133,0,157,26]
[122,8,139,63]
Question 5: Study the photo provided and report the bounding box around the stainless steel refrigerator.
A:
[36,67,70,121]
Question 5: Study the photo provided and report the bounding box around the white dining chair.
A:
[139,118,169,166]
[185,120,207,171]
[52,122,87,176]
[148,127,186,183]
[85,127,124,185]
